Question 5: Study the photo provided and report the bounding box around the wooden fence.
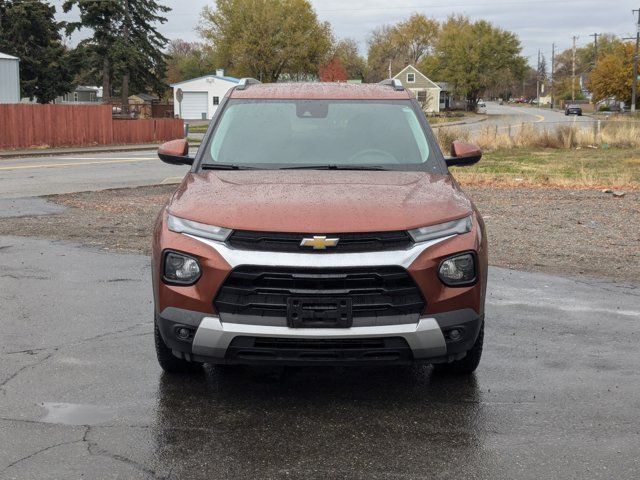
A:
[0,104,183,150]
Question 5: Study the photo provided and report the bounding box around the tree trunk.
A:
[102,57,110,103]
[122,70,129,114]
[121,0,130,113]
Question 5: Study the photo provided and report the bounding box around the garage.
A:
[170,69,239,120]
[180,91,208,120]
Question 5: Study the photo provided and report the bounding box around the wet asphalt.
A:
[0,235,639,479]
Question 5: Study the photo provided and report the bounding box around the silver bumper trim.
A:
[184,234,454,268]
[191,316,447,360]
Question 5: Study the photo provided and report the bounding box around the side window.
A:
[213,96,220,106]
[417,91,427,102]
[73,92,79,102]
[407,73,415,83]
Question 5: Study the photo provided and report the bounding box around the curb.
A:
[0,143,201,160]
[430,116,489,129]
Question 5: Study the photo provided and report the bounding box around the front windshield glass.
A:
[201,99,440,170]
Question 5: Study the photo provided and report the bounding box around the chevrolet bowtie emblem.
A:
[300,236,340,250]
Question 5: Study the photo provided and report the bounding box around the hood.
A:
[168,170,472,233]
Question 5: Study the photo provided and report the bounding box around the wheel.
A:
[434,322,484,375]
[154,322,202,374]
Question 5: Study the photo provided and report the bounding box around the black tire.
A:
[434,322,484,375]
[154,322,202,374]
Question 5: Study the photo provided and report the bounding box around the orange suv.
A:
[152,79,487,374]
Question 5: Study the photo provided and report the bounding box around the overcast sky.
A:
[58,0,639,67]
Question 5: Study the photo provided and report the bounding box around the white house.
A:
[171,69,239,120]
[393,65,441,113]
[0,52,20,103]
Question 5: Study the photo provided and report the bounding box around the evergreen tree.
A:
[0,0,73,103]
[63,0,169,105]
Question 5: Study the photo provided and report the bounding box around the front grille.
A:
[214,266,425,323]
[227,230,412,253]
[225,336,413,364]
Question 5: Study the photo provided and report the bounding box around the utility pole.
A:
[551,43,555,109]
[536,49,541,107]
[572,36,578,102]
[632,9,640,113]
[590,33,600,67]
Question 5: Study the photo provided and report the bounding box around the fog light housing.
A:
[438,252,476,287]
[163,251,201,285]
[175,326,193,340]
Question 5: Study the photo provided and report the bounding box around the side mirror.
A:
[158,139,193,165]
[445,141,482,167]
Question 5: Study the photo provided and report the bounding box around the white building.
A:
[0,52,20,103]
[171,69,239,120]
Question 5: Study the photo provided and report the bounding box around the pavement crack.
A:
[82,425,164,479]
[0,351,54,391]
[1,437,83,473]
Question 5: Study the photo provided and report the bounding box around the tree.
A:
[166,40,216,85]
[392,13,438,64]
[589,42,635,103]
[333,38,366,81]
[199,0,333,82]
[319,57,347,82]
[0,0,73,103]
[426,15,527,110]
[366,13,439,82]
[64,0,169,104]
[63,0,121,102]
[116,0,170,105]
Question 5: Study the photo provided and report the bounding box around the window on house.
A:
[213,96,220,105]
[73,92,79,102]
[417,91,427,103]
[63,93,69,102]
[407,73,415,83]
[89,93,96,102]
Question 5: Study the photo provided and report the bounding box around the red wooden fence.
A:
[0,104,183,150]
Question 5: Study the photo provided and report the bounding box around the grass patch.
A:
[452,148,640,190]
[186,124,209,133]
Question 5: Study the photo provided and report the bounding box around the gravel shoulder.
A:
[1,184,638,282]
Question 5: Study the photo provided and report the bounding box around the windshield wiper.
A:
[201,163,258,170]
[280,165,389,171]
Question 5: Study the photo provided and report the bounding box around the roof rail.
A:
[379,78,405,91]
[236,78,262,90]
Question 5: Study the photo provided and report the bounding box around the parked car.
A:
[565,104,583,116]
[152,79,487,375]
[476,101,487,113]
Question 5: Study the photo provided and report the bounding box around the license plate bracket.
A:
[287,297,353,328]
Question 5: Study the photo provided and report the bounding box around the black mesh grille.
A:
[214,266,425,321]
[227,230,412,253]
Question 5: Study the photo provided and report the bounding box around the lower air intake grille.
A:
[214,265,425,322]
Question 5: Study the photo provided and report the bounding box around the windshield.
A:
[200,99,441,171]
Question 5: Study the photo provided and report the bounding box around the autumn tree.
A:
[366,13,439,81]
[199,0,333,82]
[166,40,216,84]
[333,38,366,81]
[425,15,527,110]
[0,0,73,103]
[319,57,348,82]
[589,42,635,103]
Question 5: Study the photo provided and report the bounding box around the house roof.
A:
[393,65,440,89]
[0,52,19,60]
[229,82,412,100]
[170,74,240,87]
[75,86,99,92]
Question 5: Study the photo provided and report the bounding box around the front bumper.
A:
[156,307,482,366]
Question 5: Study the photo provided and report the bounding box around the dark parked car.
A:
[565,105,582,116]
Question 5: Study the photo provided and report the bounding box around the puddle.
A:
[40,402,115,426]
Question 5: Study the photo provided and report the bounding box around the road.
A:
[0,236,638,479]
[0,103,594,200]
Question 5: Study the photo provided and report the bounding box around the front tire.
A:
[434,322,484,375]
[154,322,202,374]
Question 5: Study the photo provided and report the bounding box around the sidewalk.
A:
[0,142,200,159]
[430,115,488,129]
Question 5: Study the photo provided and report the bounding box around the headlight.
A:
[163,251,201,285]
[438,253,476,286]
[168,214,232,242]
[408,216,471,243]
